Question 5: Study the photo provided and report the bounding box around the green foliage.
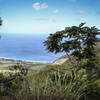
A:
[44,23,100,60]
[0,63,28,96]
[42,23,100,100]
[44,23,100,80]
[31,71,100,100]
[0,75,23,96]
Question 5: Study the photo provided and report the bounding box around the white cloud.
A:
[32,2,48,11]
[53,9,60,14]
[32,2,41,11]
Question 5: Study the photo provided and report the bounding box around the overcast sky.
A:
[0,0,100,34]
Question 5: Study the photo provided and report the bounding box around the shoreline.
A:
[0,56,51,63]
[0,56,50,73]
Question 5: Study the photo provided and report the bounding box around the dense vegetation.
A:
[0,22,100,100]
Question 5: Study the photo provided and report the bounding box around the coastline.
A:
[0,56,50,63]
[0,57,50,73]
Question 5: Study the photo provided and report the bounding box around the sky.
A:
[0,0,100,34]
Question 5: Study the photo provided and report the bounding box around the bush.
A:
[0,63,28,96]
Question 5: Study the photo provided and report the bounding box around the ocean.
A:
[0,33,63,62]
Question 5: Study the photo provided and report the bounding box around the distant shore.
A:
[0,57,50,73]
[0,56,50,63]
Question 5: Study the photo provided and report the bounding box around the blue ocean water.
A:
[0,33,63,62]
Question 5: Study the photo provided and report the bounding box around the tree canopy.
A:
[44,23,100,72]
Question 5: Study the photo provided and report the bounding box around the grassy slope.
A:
[29,52,100,87]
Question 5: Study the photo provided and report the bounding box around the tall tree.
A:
[44,23,100,80]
